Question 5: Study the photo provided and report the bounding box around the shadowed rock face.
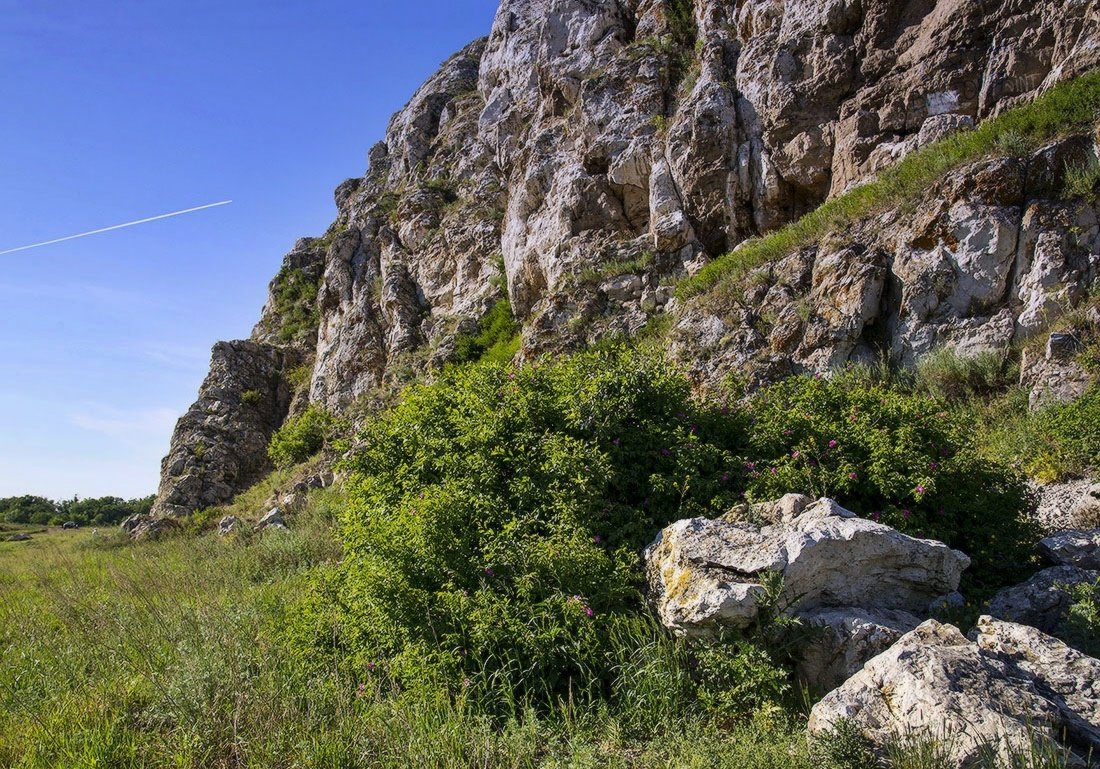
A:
[151,342,298,517]
[153,0,1100,514]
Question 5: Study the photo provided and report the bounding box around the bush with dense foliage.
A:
[267,405,340,468]
[739,370,1038,590]
[328,349,747,710]
[451,298,521,366]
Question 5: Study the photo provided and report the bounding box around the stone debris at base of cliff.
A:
[256,508,288,532]
[809,617,1100,767]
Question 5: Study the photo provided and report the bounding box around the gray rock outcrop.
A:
[154,0,1100,517]
[975,616,1100,748]
[797,607,922,694]
[151,341,299,517]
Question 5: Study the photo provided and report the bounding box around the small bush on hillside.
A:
[740,371,1038,590]
[1064,157,1100,200]
[269,266,320,342]
[330,349,747,709]
[451,298,521,366]
[268,405,339,468]
[988,384,1100,482]
[1056,576,1100,657]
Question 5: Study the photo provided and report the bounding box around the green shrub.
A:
[268,405,338,468]
[1063,157,1100,200]
[1056,576,1100,657]
[269,266,320,342]
[988,384,1100,482]
[739,371,1038,590]
[330,348,746,709]
[241,389,262,405]
[451,298,521,366]
[693,641,791,722]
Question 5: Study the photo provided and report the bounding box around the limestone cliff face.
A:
[153,0,1100,517]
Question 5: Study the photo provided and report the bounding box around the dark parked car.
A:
[62,521,79,530]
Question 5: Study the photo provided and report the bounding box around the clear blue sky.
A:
[0,0,500,500]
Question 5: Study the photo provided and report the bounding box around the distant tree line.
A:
[0,494,154,527]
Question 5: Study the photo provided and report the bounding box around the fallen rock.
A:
[129,516,181,542]
[120,514,147,534]
[1039,529,1100,571]
[797,607,922,694]
[987,565,1100,633]
[217,515,241,536]
[975,616,1100,750]
[645,498,969,636]
[809,620,1065,766]
[256,508,287,532]
[5,533,32,542]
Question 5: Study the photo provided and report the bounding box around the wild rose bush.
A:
[330,349,746,708]
[740,371,1038,590]
[324,352,1036,714]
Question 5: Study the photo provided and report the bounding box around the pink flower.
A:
[770,467,778,475]
[366,662,377,672]
[916,485,926,495]
[356,682,368,697]
[791,451,800,459]
[828,440,838,449]
[584,606,594,617]
[848,472,858,480]
[902,509,911,519]
[483,566,494,577]
[929,462,939,471]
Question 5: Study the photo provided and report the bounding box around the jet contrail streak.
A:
[0,200,233,255]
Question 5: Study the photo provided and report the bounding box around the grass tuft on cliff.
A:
[677,70,1100,300]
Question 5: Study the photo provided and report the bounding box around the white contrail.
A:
[0,200,233,255]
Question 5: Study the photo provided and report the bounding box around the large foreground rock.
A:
[975,616,1100,748]
[987,565,1100,634]
[809,620,1069,766]
[645,498,969,637]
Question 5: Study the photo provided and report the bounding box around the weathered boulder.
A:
[809,620,1066,766]
[5,533,32,542]
[1039,529,1100,571]
[126,516,181,542]
[217,515,241,537]
[256,508,287,532]
[797,607,922,694]
[987,565,1100,633]
[645,498,968,637]
[975,616,1100,749]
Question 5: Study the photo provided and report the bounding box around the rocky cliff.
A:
[152,0,1100,517]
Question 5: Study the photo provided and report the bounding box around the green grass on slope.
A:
[677,70,1100,300]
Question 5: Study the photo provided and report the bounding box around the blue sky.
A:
[0,0,500,500]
